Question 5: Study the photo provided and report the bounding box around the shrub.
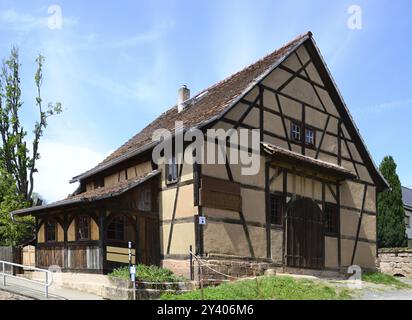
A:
[109,264,184,282]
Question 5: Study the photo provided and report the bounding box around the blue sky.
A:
[0,0,411,201]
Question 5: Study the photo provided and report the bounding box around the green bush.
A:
[362,271,411,289]
[161,276,352,300]
[109,264,184,282]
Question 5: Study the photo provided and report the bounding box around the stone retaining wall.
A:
[378,248,412,277]
[199,258,278,280]
[22,271,196,300]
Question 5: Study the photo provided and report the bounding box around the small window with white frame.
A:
[305,127,315,147]
[291,122,301,142]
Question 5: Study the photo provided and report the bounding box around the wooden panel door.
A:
[286,198,324,269]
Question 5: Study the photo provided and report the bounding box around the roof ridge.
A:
[191,31,312,97]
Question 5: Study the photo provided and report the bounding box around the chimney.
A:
[177,85,190,113]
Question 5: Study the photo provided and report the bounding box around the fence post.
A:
[189,245,193,281]
[199,262,204,300]
[45,272,48,298]
[2,262,6,287]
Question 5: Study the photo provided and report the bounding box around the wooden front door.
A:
[286,198,324,269]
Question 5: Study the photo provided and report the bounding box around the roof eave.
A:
[13,170,160,217]
[70,140,157,183]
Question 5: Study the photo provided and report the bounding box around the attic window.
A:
[305,127,315,146]
[166,156,178,184]
[291,122,301,142]
[94,177,104,189]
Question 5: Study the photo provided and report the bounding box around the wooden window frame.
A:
[305,125,316,147]
[269,193,284,226]
[107,215,126,242]
[75,215,91,241]
[290,121,316,149]
[291,121,302,142]
[166,155,178,185]
[324,202,339,236]
[45,219,57,243]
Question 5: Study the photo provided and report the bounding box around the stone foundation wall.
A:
[161,259,192,279]
[378,248,412,277]
[195,257,279,281]
[162,257,278,281]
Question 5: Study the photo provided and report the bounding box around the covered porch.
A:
[12,170,161,274]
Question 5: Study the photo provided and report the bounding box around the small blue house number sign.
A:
[199,216,206,225]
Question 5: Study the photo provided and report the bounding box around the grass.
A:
[161,276,352,300]
[109,265,185,282]
[362,271,411,289]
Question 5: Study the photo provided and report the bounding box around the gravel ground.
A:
[0,290,31,300]
[358,278,412,300]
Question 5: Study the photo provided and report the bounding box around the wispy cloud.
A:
[35,139,108,202]
[355,98,412,116]
[0,8,77,32]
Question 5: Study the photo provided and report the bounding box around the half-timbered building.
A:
[12,32,388,276]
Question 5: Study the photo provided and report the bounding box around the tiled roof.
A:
[71,32,312,182]
[403,186,412,209]
[12,170,160,216]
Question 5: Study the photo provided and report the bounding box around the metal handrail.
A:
[0,260,53,298]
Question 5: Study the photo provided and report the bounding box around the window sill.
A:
[270,224,284,230]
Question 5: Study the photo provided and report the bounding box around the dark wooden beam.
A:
[274,92,292,150]
[282,168,288,265]
[351,184,368,265]
[261,83,340,120]
[342,131,360,178]
[265,161,271,259]
[277,58,312,92]
[326,183,338,202]
[336,181,342,270]
[98,208,106,273]
[315,115,331,159]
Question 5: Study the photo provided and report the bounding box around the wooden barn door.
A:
[286,198,324,269]
[137,216,160,266]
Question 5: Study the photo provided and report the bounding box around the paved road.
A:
[0,276,103,300]
[0,290,31,300]
[359,278,412,300]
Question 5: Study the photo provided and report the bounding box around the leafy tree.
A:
[0,47,62,203]
[0,167,33,246]
[0,47,61,245]
[377,156,407,248]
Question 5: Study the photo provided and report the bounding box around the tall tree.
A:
[377,156,407,248]
[0,47,62,204]
[0,167,32,246]
[0,47,62,245]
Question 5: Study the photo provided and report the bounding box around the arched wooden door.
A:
[286,198,324,269]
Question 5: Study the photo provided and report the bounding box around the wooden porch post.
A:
[63,213,68,270]
[98,209,106,273]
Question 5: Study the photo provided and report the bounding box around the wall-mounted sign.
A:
[199,216,207,225]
